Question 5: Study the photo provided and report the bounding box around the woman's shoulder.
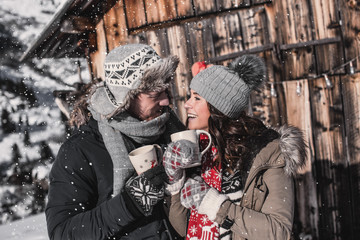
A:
[254,125,307,176]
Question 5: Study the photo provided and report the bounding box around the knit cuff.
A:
[198,188,228,220]
[165,174,186,195]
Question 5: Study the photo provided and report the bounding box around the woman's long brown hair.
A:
[207,105,269,172]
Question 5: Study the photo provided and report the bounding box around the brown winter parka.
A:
[169,126,307,240]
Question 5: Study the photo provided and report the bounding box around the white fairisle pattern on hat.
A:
[104,47,161,88]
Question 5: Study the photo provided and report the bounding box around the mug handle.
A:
[195,130,212,157]
[153,144,162,167]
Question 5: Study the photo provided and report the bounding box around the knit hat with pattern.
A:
[89,44,179,118]
[190,55,266,118]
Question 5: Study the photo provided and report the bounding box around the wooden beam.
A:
[279,37,341,51]
[208,43,274,63]
[60,16,96,34]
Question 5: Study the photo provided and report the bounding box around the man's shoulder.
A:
[59,124,102,155]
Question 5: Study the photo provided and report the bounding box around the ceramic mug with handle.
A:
[170,129,212,168]
[128,144,162,174]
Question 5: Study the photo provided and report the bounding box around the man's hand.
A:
[124,165,168,216]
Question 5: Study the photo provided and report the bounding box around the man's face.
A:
[128,91,170,121]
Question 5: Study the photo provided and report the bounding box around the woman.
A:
[163,55,307,240]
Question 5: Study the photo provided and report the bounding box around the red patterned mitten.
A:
[163,140,199,194]
[180,176,210,210]
[181,176,229,220]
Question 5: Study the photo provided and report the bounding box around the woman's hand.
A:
[180,176,228,220]
[180,176,210,210]
[163,140,199,183]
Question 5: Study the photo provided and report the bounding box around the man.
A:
[46,44,185,239]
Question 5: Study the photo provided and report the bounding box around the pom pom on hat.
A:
[191,61,213,77]
[190,55,266,119]
[228,54,266,90]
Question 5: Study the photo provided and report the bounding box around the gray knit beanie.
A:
[89,44,179,117]
[190,55,266,118]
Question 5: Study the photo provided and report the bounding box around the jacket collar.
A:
[244,125,307,188]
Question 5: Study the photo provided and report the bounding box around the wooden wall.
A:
[87,0,360,239]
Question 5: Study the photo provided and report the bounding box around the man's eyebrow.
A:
[147,92,161,97]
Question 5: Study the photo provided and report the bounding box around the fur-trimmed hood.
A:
[278,125,307,176]
[250,125,307,177]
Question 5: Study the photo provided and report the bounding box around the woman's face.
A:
[184,89,210,131]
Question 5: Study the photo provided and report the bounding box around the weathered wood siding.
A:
[87,0,360,238]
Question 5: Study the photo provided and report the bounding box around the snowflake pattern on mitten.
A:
[125,175,164,216]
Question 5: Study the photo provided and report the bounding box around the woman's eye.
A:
[195,97,201,100]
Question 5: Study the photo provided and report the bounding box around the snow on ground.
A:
[0,213,48,240]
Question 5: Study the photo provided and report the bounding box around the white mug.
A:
[128,144,162,174]
[170,129,212,168]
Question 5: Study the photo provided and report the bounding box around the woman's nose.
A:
[184,99,191,109]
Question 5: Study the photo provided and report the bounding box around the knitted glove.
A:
[181,176,228,220]
[123,165,168,217]
[180,176,210,210]
[163,140,199,183]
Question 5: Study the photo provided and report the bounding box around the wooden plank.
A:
[341,73,360,238]
[124,0,146,29]
[202,19,216,63]
[249,53,274,124]
[311,0,344,74]
[263,3,287,126]
[250,53,283,126]
[216,0,250,10]
[103,0,128,52]
[145,0,177,24]
[193,0,217,15]
[282,79,319,238]
[127,31,148,45]
[175,0,194,18]
[167,24,192,123]
[185,18,215,63]
[211,12,243,59]
[272,0,315,80]
[237,6,267,50]
[309,76,353,239]
[89,19,107,81]
[145,28,170,58]
[338,0,360,72]
[252,0,272,4]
